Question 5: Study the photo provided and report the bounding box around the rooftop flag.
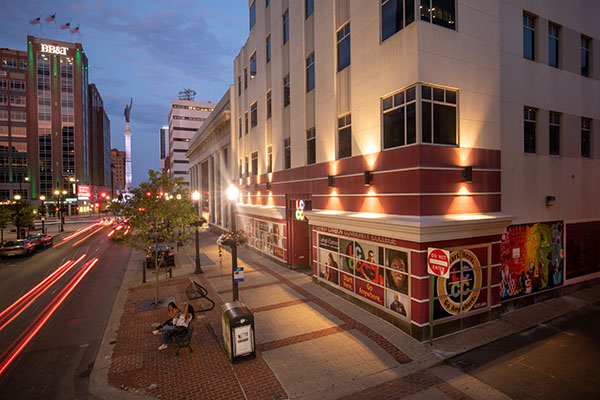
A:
[60,22,71,30]
[45,13,56,22]
[29,16,41,25]
[70,25,80,34]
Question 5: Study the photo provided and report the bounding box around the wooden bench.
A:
[173,324,194,356]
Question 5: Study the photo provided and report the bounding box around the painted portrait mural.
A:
[499,221,564,300]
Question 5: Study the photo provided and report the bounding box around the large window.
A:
[238,75,241,96]
[245,156,249,177]
[581,118,591,158]
[266,90,272,119]
[238,117,242,138]
[338,114,352,159]
[307,128,316,165]
[305,0,314,18]
[337,22,351,72]
[249,0,256,30]
[283,75,290,107]
[250,51,257,78]
[381,0,415,42]
[581,35,590,77]
[284,138,291,169]
[251,102,257,127]
[523,13,535,60]
[306,53,315,92]
[244,67,248,89]
[0,94,6,105]
[10,80,25,92]
[244,111,248,135]
[62,126,75,176]
[549,112,560,155]
[382,86,416,149]
[283,9,289,44]
[420,0,455,30]
[548,23,559,68]
[524,107,536,154]
[267,145,272,173]
[251,151,258,176]
[266,33,271,63]
[421,85,456,145]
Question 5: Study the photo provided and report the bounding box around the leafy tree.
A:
[116,170,203,305]
[0,205,11,244]
[1,201,36,239]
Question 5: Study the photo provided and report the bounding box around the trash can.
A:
[221,301,255,363]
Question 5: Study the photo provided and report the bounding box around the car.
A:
[145,245,175,268]
[27,233,53,248]
[100,217,114,226]
[0,240,36,257]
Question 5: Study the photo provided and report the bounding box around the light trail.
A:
[0,257,99,377]
[52,222,102,248]
[71,226,105,247]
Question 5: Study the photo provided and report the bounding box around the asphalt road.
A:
[0,221,132,399]
[452,301,600,400]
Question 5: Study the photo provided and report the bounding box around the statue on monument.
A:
[123,98,133,123]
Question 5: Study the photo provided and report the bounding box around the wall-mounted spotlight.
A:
[266,181,271,190]
[462,166,473,182]
[328,175,335,188]
[545,195,556,207]
[364,170,372,186]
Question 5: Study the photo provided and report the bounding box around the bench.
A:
[173,324,194,356]
[185,278,215,312]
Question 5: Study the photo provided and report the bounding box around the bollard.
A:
[142,260,146,284]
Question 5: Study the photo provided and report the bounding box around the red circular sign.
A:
[428,249,450,277]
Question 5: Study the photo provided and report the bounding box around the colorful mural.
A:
[500,221,564,300]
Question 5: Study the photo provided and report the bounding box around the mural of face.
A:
[390,257,407,290]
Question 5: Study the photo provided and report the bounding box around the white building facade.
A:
[225,0,600,339]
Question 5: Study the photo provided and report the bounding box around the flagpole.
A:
[40,18,42,38]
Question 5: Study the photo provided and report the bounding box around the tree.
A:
[116,170,203,306]
[3,201,35,239]
[0,205,11,245]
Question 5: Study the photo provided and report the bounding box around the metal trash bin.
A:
[221,301,255,363]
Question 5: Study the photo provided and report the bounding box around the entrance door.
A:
[291,218,309,266]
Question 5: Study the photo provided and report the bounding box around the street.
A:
[452,301,600,400]
[0,220,131,399]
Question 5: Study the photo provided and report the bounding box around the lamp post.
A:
[226,184,239,301]
[69,177,79,215]
[14,194,22,239]
[54,189,67,232]
[39,195,46,234]
[18,176,29,200]
[192,190,202,274]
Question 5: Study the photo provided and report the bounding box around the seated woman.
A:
[153,304,195,350]
[154,302,180,330]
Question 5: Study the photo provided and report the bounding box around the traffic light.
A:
[94,202,100,208]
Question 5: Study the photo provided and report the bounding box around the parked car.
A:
[27,233,53,248]
[145,245,175,268]
[0,240,36,257]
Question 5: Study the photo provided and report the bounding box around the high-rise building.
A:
[226,0,600,339]
[0,47,30,201]
[167,99,213,184]
[158,126,168,172]
[110,148,125,192]
[89,83,111,195]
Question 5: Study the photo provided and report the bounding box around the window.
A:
[581,118,591,158]
[549,112,560,155]
[238,75,241,96]
[306,0,314,18]
[250,51,257,78]
[523,13,535,60]
[382,0,415,42]
[421,85,456,145]
[337,22,351,71]
[244,67,248,89]
[238,117,242,138]
[251,102,257,127]
[307,128,316,165]
[10,95,26,105]
[266,0,270,7]
[239,159,243,178]
[283,9,289,44]
[581,35,591,77]
[337,114,352,159]
[250,0,256,30]
[19,60,27,72]
[10,80,25,92]
[0,79,6,90]
[266,90,272,119]
[0,110,7,121]
[283,75,290,107]
[245,156,249,177]
[548,23,559,68]
[284,138,291,169]
[524,107,536,154]
[306,53,315,92]
[2,58,17,70]
[0,94,6,105]
[10,110,26,122]
[267,145,273,173]
[383,86,417,149]
[244,111,249,134]
[251,151,258,176]
[420,0,455,30]
[266,34,271,63]
[11,127,26,138]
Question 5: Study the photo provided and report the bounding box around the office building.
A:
[110,148,125,192]
[89,83,111,196]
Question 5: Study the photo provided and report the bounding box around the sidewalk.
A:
[89,230,600,400]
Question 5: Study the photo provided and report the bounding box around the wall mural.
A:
[500,221,564,300]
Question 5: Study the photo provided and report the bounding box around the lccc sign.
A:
[41,44,68,55]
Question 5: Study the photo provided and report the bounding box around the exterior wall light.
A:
[462,166,473,182]
[364,170,372,186]
[328,175,335,188]
[545,195,556,207]
[266,181,271,190]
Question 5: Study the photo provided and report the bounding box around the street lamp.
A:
[14,194,22,239]
[40,195,46,234]
[226,184,240,301]
[192,190,202,274]
[54,189,67,232]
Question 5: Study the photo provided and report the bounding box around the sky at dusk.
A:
[0,0,250,186]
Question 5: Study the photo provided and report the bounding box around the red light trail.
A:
[52,222,102,248]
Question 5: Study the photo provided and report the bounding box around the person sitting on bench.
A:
[153,303,195,350]
[154,302,180,331]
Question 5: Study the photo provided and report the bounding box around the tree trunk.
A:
[155,242,159,306]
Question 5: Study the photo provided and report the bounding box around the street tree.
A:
[116,170,203,306]
[1,202,35,239]
[0,205,11,244]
